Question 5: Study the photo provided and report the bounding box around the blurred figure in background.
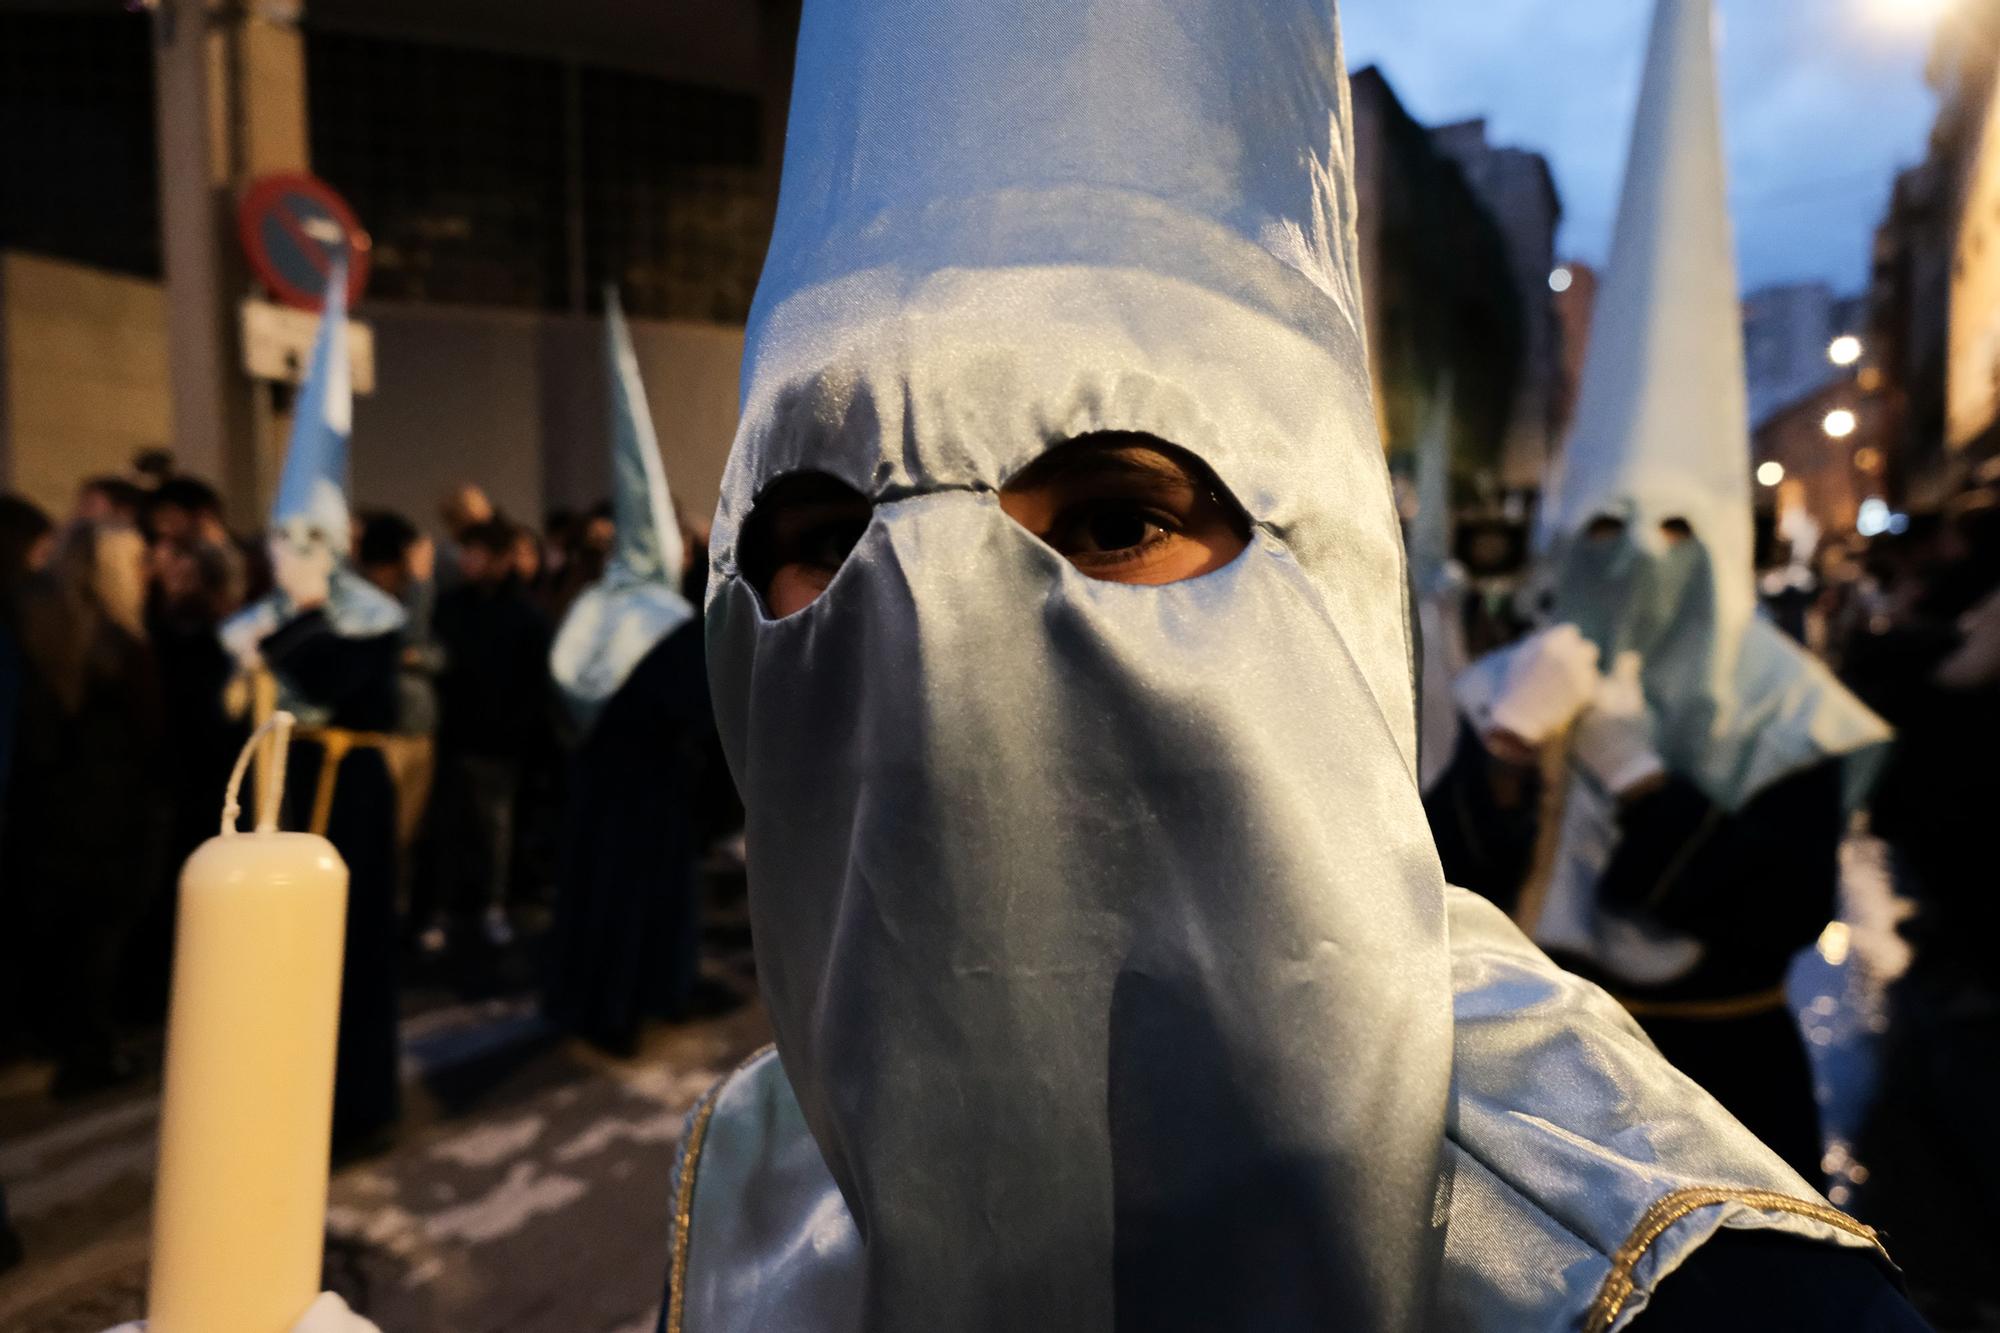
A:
[432,518,552,951]
[1845,491,2000,1323]
[435,482,494,595]
[0,495,49,1276]
[357,511,444,938]
[675,504,711,606]
[7,519,164,1096]
[144,476,225,549]
[221,271,407,1153]
[73,476,145,529]
[545,500,615,621]
[545,295,726,1053]
[1432,0,1890,1187]
[509,524,545,590]
[0,496,56,1042]
[130,529,244,1024]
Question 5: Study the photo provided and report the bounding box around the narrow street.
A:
[0,906,769,1333]
[0,833,1936,1331]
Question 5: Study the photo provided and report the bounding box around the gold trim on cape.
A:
[667,1045,778,1333]
[1581,1186,1887,1333]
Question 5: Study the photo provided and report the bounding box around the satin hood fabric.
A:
[551,292,695,731]
[671,892,1882,1333]
[1546,523,1889,811]
[705,0,1455,1326]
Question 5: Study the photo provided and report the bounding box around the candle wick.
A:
[222,711,299,837]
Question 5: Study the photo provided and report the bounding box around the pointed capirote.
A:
[1537,0,1888,812]
[546,291,696,731]
[219,257,401,689]
[270,261,357,554]
[604,287,685,585]
[1552,0,1753,656]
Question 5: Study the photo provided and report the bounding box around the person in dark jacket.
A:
[8,519,167,1095]
[431,517,553,950]
[126,533,245,1023]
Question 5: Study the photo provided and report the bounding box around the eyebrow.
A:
[1009,436,1199,490]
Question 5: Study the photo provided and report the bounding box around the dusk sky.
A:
[1341,0,1944,297]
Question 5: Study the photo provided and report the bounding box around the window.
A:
[308,32,570,309]
[0,12,160,277]
[308,30,767,320]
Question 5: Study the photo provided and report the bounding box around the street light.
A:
[1824,408,1859,439]
[1866,0,1957,25]
[1857,497,1892,537]
[1548,266,1574,294]
[1757,461,1786,487]
[1829,334,1863,366]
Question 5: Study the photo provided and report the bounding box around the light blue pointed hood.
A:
[221,264,403,717]
[549,290,695,731]
[271,263,358,556]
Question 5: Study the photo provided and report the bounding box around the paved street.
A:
[0,834,1955,1330]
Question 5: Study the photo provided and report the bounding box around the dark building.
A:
[1432,117,1564,494]
[1864,0,2000,506]
[1350,69,1525,496]
[0,0,804,524]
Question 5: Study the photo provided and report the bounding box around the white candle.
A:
[147,714,350,1333]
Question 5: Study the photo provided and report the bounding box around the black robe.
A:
[544,621,729,1054]
[260,609,403,1151]
[126,602,243,1022]
[1635,1229,1927,1330]
[1841,618,2000,1315]
[1428,732,1843,1183]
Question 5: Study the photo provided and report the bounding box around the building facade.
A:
[0,0,800,524]
[1,7,1551,535]
[1350,69,1524,498]
[1741,281,1852,431]
[1432,117,1564,492]
[1860,0,2000,506]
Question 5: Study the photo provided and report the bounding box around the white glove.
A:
[220,597,281,669]
[292,1292,380,1332]
[270,535,334,611]
[1938,588,2000,690]
[1570,651,1666,796]
[102,1291,379,1333]
[1481,623,1602,746]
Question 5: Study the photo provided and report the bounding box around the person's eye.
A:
[1048,501,1181,569]
[1000,434,1250,586]
[788,516,869,572]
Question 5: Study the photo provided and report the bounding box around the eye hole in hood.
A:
[740,435,1252,618]
[1000,433,1250,587]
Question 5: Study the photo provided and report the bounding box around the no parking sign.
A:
[236,173,371,312]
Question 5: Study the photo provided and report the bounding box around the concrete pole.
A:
[153,0,311,528]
